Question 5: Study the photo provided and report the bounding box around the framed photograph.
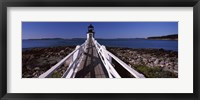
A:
[0,0,199,100]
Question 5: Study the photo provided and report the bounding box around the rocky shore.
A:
[22,46,75,78]
[22,46,178,78]
[107,47,178,78]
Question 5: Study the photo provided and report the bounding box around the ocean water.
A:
[22,39,178,51]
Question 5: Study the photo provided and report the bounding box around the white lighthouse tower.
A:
[87,24,95,39]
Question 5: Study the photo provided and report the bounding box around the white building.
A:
[87,24,95,39]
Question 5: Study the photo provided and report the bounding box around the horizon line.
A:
[22,33,178,40]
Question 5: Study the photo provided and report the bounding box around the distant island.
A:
[147,34,178,40]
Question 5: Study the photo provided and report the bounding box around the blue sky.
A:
[22,22,178,39]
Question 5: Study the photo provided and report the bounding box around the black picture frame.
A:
[0,0,199,100]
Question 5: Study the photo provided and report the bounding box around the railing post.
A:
[38,46,80,78]
[62,45,81,78]
[104,50,145,78]
[101,45,112,63]
[39,40,90,78]
[99,45,121,78]
[94,39,144,78]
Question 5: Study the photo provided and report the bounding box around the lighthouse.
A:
[87,24,95,39]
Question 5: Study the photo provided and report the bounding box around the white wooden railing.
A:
[39,39,88,78]
[39,37,145,78]
[92,38,145,78]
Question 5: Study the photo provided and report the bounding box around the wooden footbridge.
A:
[39,24,145,78]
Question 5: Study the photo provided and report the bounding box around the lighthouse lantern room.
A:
[87,24,95,39]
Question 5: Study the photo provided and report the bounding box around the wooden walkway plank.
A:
[75,39,109,78]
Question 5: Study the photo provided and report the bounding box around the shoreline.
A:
[22,46,178,78]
